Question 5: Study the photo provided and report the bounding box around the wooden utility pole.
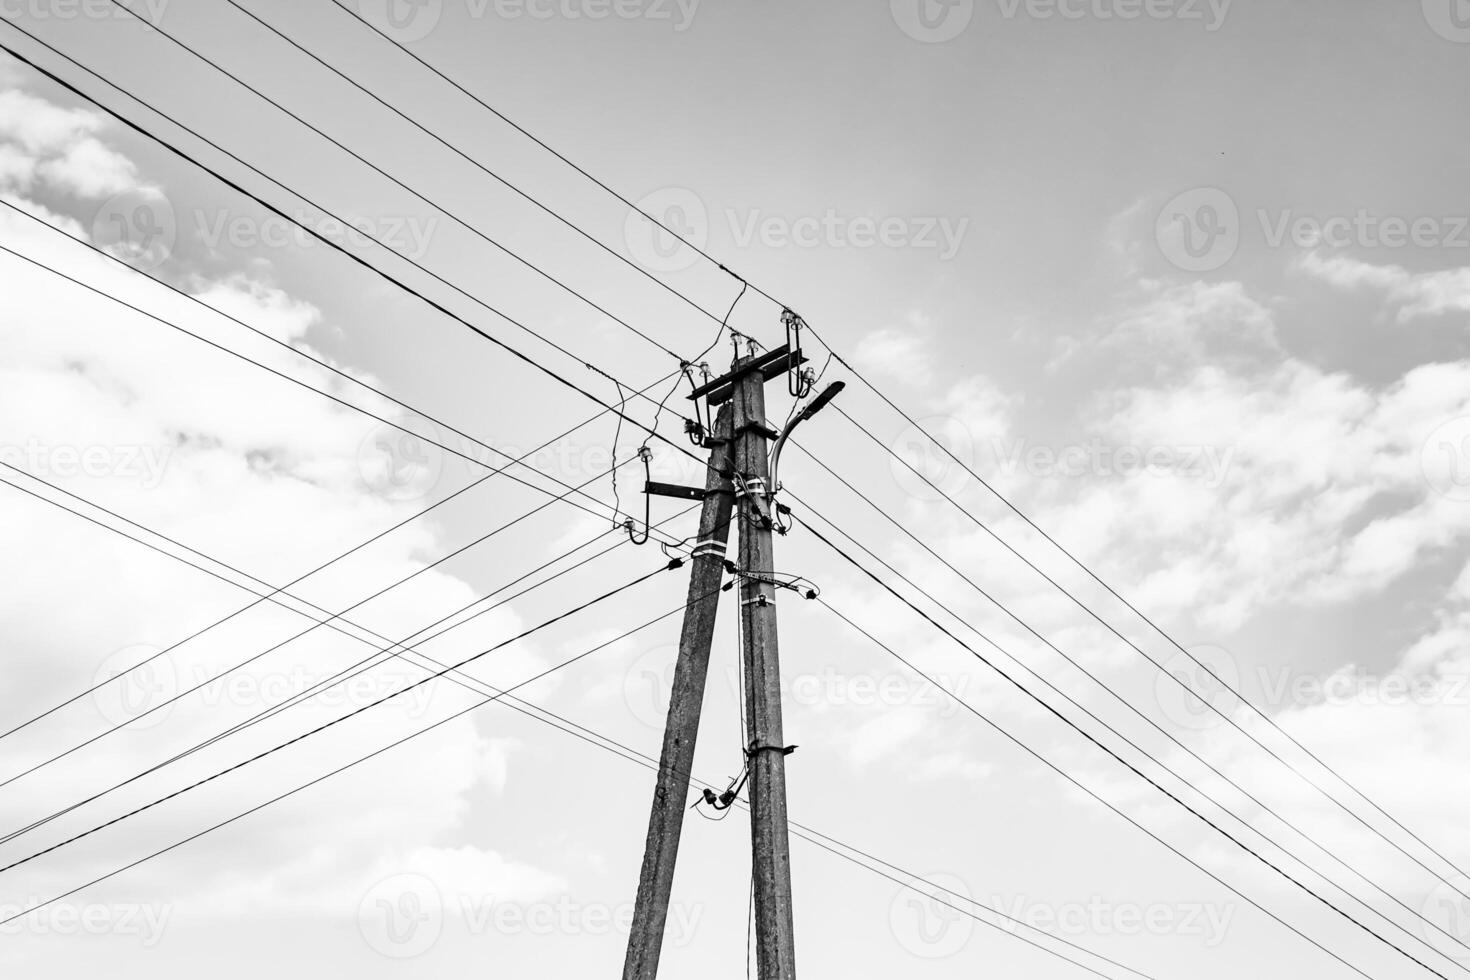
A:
[624,342,811,980]
[623,403,735,980]
[731,351,799,980]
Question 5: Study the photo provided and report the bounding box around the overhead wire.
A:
[824,396,1470,905]
[0,27,710,477]
[0,454,638,793]
[799,516,1445,980]
[0,10,1446,975]
[0,586,716,927]
[104,0,683,362]
[781,458,1470,957]
[0,202,683,543]
[0,484,701,848]
[0,559,682,875]
[310,0,1469,902]
[0,555,1164,980]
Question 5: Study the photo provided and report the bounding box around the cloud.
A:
[852,315,937,387]
[0,88,565,916]
[0,90,143,199]
[1298,251,1470,324]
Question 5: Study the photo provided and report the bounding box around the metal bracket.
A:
[735,420,781,441]
[745,743,798,758]
[686,344,809,407]
[645,481,708,502]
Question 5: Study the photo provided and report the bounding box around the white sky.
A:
[3,1,1470,978]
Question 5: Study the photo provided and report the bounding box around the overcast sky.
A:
[3,1,1470,978]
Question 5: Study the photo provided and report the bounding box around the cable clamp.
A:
[691,539,727,560]
[740,594,771,608]
[733,476,768,499]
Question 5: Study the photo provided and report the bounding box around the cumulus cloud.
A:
[1298,251,1470,324]
[0,90,144,199]
[853,314,938,387]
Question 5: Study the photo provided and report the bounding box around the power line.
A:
[0,559,681,875]
[0,219,678,543]
[105,0,685,362]
[0,220,690,750]
[783,454,1470,958]
[815,593,1392,979]
[1,449,1151,979]
[0,550,1163,980]
[0,589,714,928]
[325,0,764,303]
[827,396,1470,906]
[1,451,1154,977]
[0,476,702,848]
[0,465,493,745]
[0,7,1440,975]
[799,516,1441,980]
[0,27,708,475]
[307,1,1470,905]
[225,0,744,343]
[0,454,636,793]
